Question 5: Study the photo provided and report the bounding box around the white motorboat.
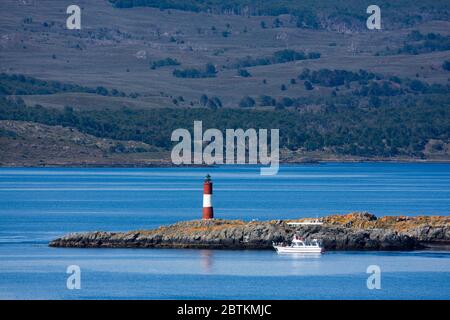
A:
[273,235,323,254]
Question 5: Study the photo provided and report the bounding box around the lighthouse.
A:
[202,174,214,220]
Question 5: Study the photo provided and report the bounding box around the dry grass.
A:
[1,0,449,110]
[322,212,449,231]
[137,219,247,236]
[132,213,449,238]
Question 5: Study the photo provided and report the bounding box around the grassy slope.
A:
[0,0,449,164]
[0,120,168,166]
[1,0,449,108]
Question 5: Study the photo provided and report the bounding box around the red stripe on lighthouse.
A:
[202,175,214,220]
[204,183,212,194]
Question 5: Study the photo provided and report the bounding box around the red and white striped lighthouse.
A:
[202,174,214,220]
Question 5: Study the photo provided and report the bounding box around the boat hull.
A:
[274,246,323,254]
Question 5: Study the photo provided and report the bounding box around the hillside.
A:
[2,96,450,161]
[0,120,168,166]
[109,0,450,31]
[1,0,449,107]
[0,0,449,164]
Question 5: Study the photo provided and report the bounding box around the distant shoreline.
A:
[2,158,450,168]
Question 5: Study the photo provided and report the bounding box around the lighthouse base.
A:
[202,207,214,220]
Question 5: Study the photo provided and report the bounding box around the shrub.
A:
[259,95,275,106]
[173,63,217,78]
[304,81,314,90]
[150,57,180,69]
[239,96,256,108]
[443,61,450,71]
[238,69,252,77]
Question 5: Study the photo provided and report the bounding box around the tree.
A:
[205,63,217,75]
[96,86,109,96]
[259,95,275,106]
[207,99,218,109]
[273,18,282,28]
[443,61,450,71]
[307,52,321,59]
[281,97,294,107]
[238,69,251,77]
[210,96,222,108]
[150,57,180,69]
[2,93,450,159]
[409,80,426,92]
[200,94,208,106]
[369,96,381,108]
[304,81,313,90]
[173,63,217,78]
[239,96,255,108]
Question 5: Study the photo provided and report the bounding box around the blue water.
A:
[0,163,449,299]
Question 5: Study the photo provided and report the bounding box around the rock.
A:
[49,214,450,251]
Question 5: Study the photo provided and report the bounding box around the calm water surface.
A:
[0,163,449,299]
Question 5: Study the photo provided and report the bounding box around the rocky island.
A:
[49,213,450,251]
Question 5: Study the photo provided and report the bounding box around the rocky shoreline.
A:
[49,213,450,251]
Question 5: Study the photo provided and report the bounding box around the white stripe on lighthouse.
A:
[203,194,212,207]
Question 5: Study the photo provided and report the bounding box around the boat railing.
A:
[273,239,322,247]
